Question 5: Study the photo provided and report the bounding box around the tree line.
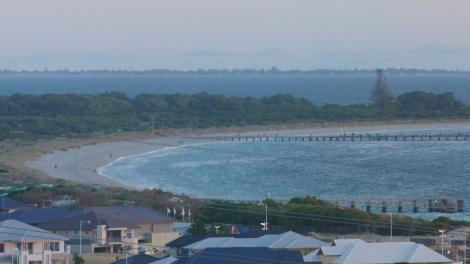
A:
[0,82,468,141]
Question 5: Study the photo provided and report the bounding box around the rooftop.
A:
[40,211,138,231]
[0,197,27,210]
[112,254,159,264]
[64,205,177,223]
[158,248,305,264]
[319,239,452,264]
[0,207,68,225]
[184,231,328,250]
[0,219,67,242]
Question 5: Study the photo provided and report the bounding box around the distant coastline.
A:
[1,67,470,76]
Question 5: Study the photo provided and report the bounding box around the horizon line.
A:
[1,67,469,74]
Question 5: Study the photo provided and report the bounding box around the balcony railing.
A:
[106,237,122,243]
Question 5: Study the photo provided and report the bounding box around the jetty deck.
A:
[186,133,470,142]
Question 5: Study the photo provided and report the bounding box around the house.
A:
[166,229,287,253]
[40,210,139,254]
[0,219,67,264]
[305,239,452,264]
[183,231,328,256]
[152,248,305,264]
[0,207,68,226]
[61,205,179,250]
[166,234,208,257]
[0,197,26,214]
[111,254,159,264]
[167,231,329,257]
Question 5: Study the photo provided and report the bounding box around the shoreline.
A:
[22,119,470,189]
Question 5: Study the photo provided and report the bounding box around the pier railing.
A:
[186,133,470,142]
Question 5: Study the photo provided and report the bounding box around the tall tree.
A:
[371,69,394,108]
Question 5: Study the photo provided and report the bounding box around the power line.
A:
[198,204,442,234]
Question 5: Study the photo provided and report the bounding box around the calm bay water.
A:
[2,74,470,105]
[99,128,470,220]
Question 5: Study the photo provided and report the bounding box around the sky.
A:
[1,0,469,70]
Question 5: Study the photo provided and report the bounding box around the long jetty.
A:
[186,133,470,142]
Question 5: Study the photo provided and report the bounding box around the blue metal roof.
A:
[40,210,138,231]
[0,197,27,210]
[172,248,305,264]
[0,207,68,225]
[112,254,159,264]
[64,205,177,223]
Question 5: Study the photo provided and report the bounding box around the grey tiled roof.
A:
[0,219,67,242]
[185,231,328,250]
[321,240,452,264]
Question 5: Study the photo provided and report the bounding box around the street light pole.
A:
[464,232,467,264]
[390,213,393,242]
[79,220,91,255]
[438,229,446,255]
[265,192,270,231]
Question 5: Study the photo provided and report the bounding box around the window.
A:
[27,243,33,254]
[0,243,4,253]
[49,242,60,252]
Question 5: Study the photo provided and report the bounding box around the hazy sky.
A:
[1,0,469,70]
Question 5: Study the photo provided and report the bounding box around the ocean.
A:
[2,74,470,105]
[99,127,470,221]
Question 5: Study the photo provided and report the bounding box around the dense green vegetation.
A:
[191,197,469,236]
[0,90,469,141]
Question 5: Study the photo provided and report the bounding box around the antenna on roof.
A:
[214,225,221,235]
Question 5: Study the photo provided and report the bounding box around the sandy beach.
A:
[24,120,470,188]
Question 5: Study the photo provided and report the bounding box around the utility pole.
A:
[152,117,155,136]
[79,220,91,255]
[390,213,393,242]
